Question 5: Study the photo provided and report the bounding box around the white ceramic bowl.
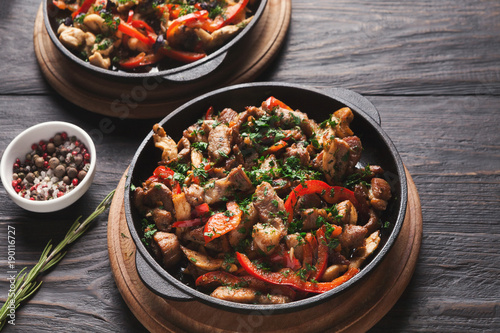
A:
[0,121,96,213]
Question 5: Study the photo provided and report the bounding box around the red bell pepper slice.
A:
[194,203,210,217]
[236,252,359,294]
[127,9,134,24]
[71,0,96,18]
[131,20,157,44]
[264,140,288,154]
[195,271,297,300]
[166,4,181,20]
[119,52,146,69]
[204,201,242,243]
[153,165,174,180]
[263,96,293,111]
[205,106,214,120]
[284,180,359,223]
[207,0,249,32]
[166,10,209,41]
[159,47,206,63]
[172,217,207,228]
[268,246,302,271]
[147,165,182,193]
[310,228,328,281]
[118,21,153,46]
[120,52,165,69]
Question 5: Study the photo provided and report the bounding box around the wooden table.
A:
[0,0,499,332]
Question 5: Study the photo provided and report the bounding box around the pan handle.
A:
[135,250,195,301]
[161,51,227,83]
[324,88,381,126]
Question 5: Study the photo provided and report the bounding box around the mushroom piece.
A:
[172,193,191,221]
[83,13,108,34]
[88,52,111,69]
[127,37,151,53]
[202,17,253,51]
[180,246,236,272]
[153,124,178,162]
[321,264,349,282]
[211,287,258,304]
[58,25,86,50]
[349,231,381,269]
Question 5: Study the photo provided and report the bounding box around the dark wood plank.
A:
[0,1,52,95]
[260,0,500,95]
[0,94,498,332]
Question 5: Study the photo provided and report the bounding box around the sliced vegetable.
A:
[204,201,242,243]
[160,47,206,63]
[265,140,288,154]
[205,106,214,120]
[131,19,157,44]
[119,52,146,69]
[118,21,153,46]
[236,252,359,294]
[196,271,297,299]
[310,228,328,281]
[207,0,249,31]
[194,203,210,217]
[263,96,293,111]
[284,180,360,223]
[71,0,96,19]
[203,201,243,243]
[166,10,210,41]
[127,9,134,24]
[172,217,207,228]
[268,246,301,270]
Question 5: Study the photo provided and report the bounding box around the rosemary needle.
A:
[0,190,115,330]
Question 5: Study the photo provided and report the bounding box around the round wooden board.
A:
[33,0,291,119]
[107,167,422,333]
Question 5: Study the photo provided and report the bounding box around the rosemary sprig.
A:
[0,190,115,330]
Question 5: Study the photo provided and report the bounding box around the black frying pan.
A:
[124,82,408,313]
[43,0,268,82]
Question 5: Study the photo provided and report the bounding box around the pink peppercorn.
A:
[72,178,79,186]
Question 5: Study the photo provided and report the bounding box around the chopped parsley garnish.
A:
[343,164,371,189]
[192,141,208,151]
[141,219,157,246]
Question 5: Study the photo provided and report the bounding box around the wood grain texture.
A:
[0,0,500,331]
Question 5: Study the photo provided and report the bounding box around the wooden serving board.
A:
[33,0,291,119]
[107,167,422,333]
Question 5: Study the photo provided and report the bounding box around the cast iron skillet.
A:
[124,82,408,313]
[43,0,267,82]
